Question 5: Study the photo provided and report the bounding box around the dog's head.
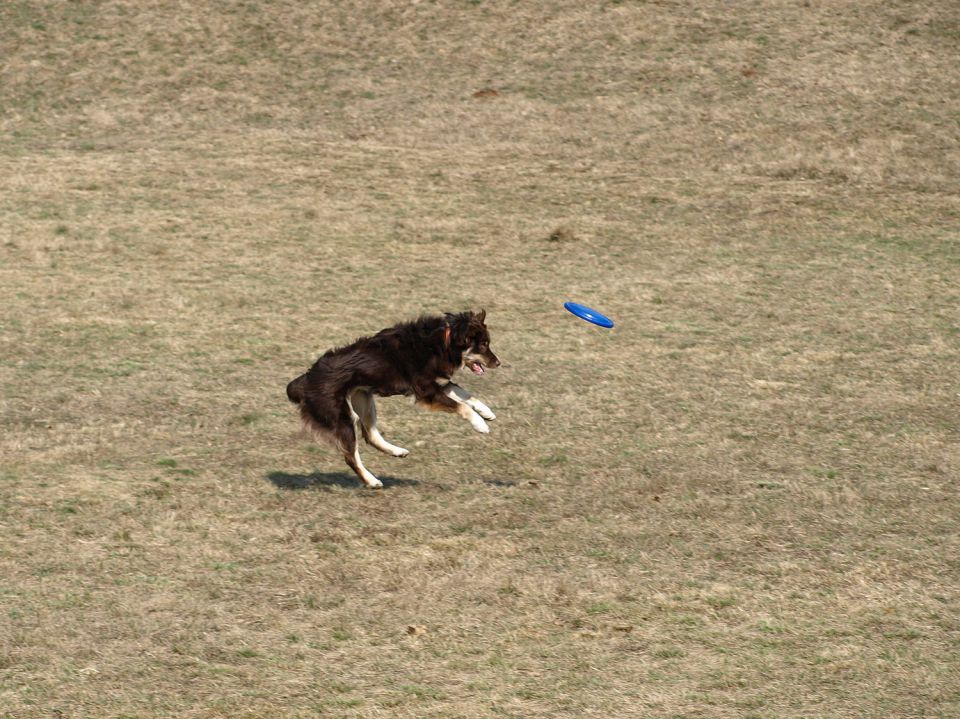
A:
[445,309,500,375]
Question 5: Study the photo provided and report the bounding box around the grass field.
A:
[2,1,959,717]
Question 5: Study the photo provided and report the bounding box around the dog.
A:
[286,310,501,488]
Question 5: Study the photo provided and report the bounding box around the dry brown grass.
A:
[2,1,959,717]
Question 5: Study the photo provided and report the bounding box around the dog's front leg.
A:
[418,385,490,434]
[438,381,496,421]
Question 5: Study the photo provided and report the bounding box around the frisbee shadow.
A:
[484,478,519,488]
[266,470,419,491]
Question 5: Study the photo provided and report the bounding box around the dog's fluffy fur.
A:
[286,310,501,488]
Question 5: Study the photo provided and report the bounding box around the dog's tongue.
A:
[470,362,485,375]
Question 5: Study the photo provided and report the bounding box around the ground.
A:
[1,1,959,717]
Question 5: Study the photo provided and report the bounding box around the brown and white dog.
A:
[286,310,501,488]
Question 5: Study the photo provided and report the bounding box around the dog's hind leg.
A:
[338,397,383,489]
[349,388,409,458]
[439,381,496,421]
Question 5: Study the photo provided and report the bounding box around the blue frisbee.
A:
[564,301,614,328]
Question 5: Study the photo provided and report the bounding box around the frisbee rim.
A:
[564,301,614,328]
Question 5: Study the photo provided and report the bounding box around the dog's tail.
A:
[286,373,308,404]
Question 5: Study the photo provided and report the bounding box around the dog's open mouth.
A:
[468,361,485,375]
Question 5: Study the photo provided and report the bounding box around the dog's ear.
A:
[476,308,486,324]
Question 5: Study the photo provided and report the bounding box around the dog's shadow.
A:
[266,470,419,491]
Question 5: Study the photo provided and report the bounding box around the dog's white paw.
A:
[391,447,410,458]
[470,415,490,434]
[363,476,383,489]
[474,404,496,421]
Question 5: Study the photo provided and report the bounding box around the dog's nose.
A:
[492,357,502,368]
